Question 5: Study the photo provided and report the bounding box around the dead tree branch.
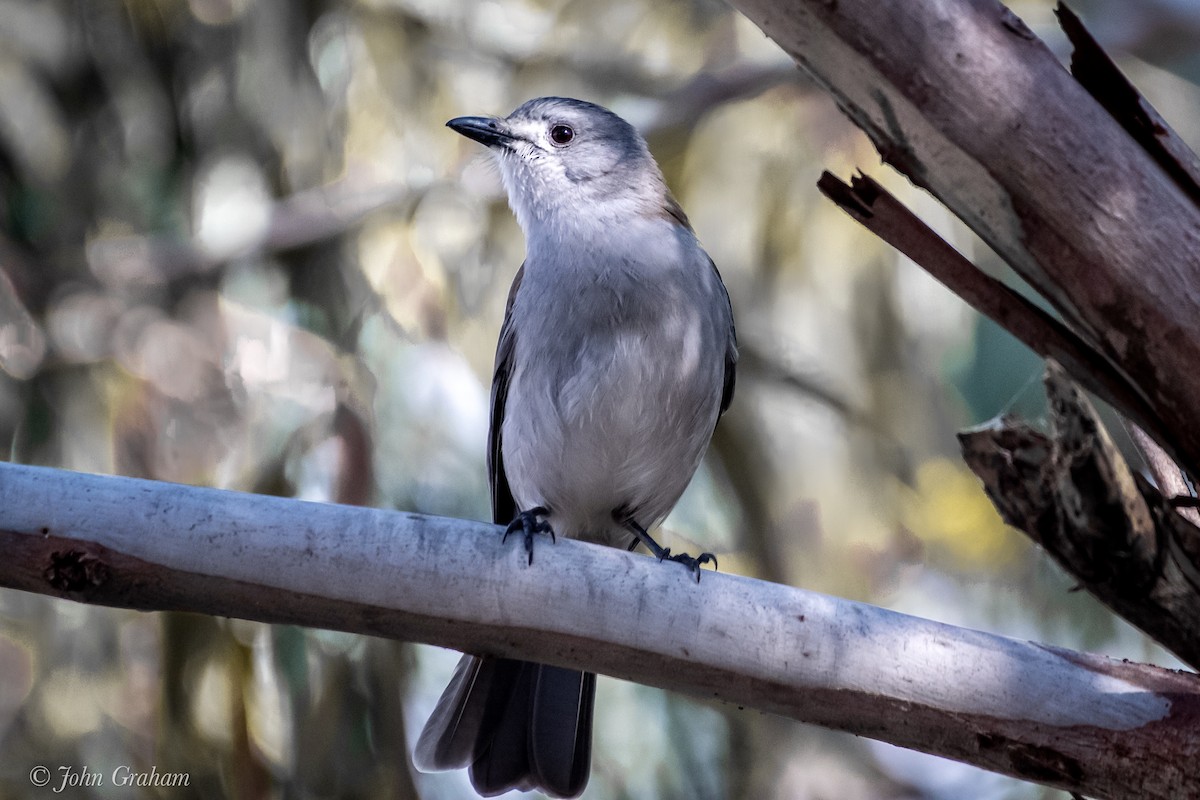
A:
[960,362,1200,669]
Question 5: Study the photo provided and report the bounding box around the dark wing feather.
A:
[530,666,595,797]
[412,654,492,771]
[489,263,524,525]
[710,255,738,416]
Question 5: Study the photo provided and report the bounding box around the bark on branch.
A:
[0,462,1197,799]
[728,0,1200,478]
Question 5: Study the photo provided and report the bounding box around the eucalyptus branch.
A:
[0,462,1195,800]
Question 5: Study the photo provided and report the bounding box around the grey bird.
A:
[414,97,737,798]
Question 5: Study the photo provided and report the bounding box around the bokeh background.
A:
[0,0,1195,797]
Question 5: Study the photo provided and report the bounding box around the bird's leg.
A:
[624,520,717,583]
[503,506,555,565]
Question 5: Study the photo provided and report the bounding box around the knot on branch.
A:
[45,549,112,593]
[977,733,1083,785]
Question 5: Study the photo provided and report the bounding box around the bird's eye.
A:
[549,124,575,145]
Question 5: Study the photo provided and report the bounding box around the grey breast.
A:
[499,237,729,545]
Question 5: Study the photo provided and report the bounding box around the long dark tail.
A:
[414,654,595,798]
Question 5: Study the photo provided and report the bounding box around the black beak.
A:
[446,116,517,149]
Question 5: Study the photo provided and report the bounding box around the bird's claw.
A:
[661,549,719,583]
[626,519,718,583]
[502,506,555,564]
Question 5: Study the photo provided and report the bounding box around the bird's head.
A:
[448,97,679,237]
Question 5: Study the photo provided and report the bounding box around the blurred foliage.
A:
[0,0,1193,798]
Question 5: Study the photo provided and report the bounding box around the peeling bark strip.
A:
[0,463,1198,798]
[1056,4,1200,206]
[730,0,1200,476]
[959,362,1200,669]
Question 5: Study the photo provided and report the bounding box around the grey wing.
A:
[669,199,735,414]
[489,263,524,526]
[712,256,737,416]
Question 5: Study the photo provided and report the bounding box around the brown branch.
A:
[959,361,1200,669]
[817,171,1174,452]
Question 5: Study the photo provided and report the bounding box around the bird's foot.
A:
[625,519,718,583]
[656,548,719,583]
[502,506,555,564]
